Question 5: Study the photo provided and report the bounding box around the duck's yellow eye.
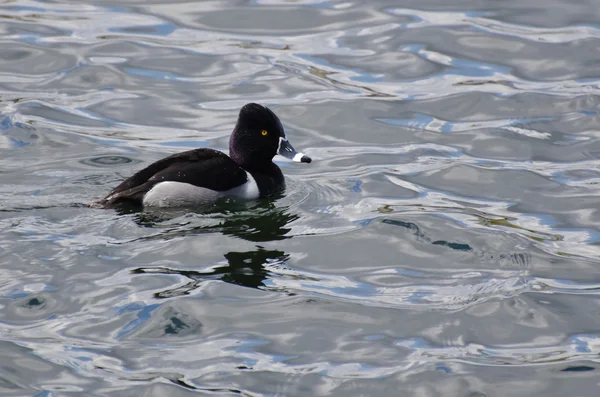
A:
[261,130,268,136]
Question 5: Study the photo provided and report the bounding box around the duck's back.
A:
[99,148,249,207]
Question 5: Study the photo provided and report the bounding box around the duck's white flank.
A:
[142,171,260,207]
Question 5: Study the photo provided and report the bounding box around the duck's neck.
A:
[229,137,284,196]
[248,162,285,197]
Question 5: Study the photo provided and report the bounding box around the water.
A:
[2,0,600,395]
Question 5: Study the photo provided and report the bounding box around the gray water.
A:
[2,0,600,396]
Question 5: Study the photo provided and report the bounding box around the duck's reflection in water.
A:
[130,199,297,296]
[127,196,297,241]
[133,247,289,298]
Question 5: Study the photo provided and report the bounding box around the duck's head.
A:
[229,103,312,169]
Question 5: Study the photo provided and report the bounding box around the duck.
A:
[98,103,312,208]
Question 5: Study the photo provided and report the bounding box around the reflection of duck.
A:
[97,103,311,208]
[130,201,298,295]
[130,199,299,242]
[218,202,298,242]
[133,247,289,297]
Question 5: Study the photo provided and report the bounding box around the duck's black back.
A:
[101,148,248,206]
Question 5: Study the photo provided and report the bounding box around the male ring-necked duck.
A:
[98,103,311,208]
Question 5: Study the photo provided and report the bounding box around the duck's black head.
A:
[229,103,312,170]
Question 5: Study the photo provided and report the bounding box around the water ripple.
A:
[3,0,600,395]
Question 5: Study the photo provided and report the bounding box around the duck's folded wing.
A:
[101,148,248,206]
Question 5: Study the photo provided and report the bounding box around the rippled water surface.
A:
[2,0,600,395]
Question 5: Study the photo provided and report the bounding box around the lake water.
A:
[2,0,600,396]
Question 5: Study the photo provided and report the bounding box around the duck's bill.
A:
[278,137,312,163]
